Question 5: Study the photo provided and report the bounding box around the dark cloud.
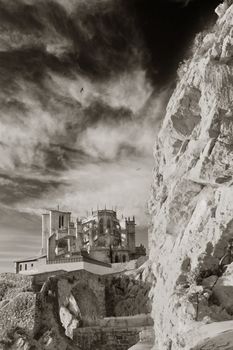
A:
[0,49,73,88]
[0,0,144,82]
[126,0,222,85]
[83,100,133,126]
[40,142,104,171]
[0,2,43,32]
[0,0,222,191]
[0,204,40,231]
[70,0,144,79]
[0,85,137,173]
[0,0,224,271]
[0,173,67,205]
[0,0,222,88]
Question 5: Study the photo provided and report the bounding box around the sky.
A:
[0,0,221,272]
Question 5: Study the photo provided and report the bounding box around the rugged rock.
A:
[0,268,152,350]
[149,1,233,349]
[105,274,151,317]
[0,273,36,348]
[0,273,80,350]
[57,279,81,339]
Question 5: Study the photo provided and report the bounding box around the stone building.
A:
[15,208,146,274]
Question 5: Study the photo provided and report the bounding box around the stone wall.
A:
[73,314,153,350]
[74,326,140,350]
[32,269,66,290]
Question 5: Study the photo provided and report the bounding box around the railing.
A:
[47,256,83,264]
[46,255,112,268]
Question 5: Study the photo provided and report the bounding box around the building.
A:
[15,208,146,274]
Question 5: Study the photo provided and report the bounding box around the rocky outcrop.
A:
[149,1,233,349]
[0,267,152,350]
[0,273,36,348]
[56,270,106,338]
[0,273,80,350]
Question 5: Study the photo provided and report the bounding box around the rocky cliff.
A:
[149,1,233,349]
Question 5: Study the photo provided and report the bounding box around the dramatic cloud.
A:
[0,0,222,271]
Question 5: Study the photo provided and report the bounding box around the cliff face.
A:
[149,2,233,349]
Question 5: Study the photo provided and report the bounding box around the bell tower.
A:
[126,216,136,253]
[41,213,50,255]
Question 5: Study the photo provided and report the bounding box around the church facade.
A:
[15,208,146,274]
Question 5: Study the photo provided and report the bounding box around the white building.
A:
[15,208,146,275]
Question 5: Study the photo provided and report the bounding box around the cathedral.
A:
[15,208,146,274]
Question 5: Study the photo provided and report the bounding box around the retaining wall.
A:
[74,326,140,350]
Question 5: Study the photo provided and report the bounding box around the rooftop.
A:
[14,255,46,263]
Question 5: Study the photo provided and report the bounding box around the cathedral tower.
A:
[125,216,136,253]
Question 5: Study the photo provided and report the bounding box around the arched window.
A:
[115,255,119,263]
[123,255,126,263]
[99,218,104,235]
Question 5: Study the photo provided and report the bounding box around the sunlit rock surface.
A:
[149,1,233,349]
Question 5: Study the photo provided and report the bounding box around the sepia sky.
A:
[0,0,220,272]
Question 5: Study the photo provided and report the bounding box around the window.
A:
[19,264,22,271]
[99,218,104,234]
[31,263,34,268]
[59,215,64,228]
[25,264,27,271]
[115,255,119,263]
[107,219,111,230]
[123,255,126,263]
